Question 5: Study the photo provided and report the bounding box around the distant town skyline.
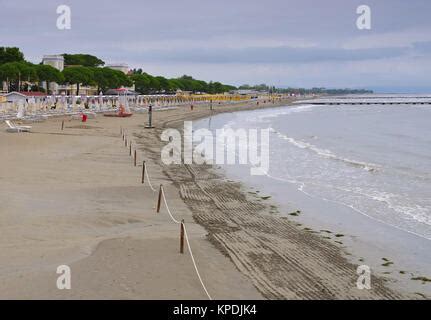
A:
[2,0,431,92]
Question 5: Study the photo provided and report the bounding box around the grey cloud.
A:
[413,41,431,53]
[135,46,410,64]
[1,0,431,89]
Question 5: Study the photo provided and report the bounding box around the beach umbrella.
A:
[98,91,104,109]
[72,95,76,108]
[17,99,26,119]
[80,94,86,105]
[51,94,57,107]
[118,91,126,110]
[60,93,67,110]
[115,88,130,112]
[28,96,36,113]
[125,92,132,112]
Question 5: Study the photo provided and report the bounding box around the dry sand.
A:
[0,100,407,299]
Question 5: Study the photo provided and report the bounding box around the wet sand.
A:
[0,99,410,299]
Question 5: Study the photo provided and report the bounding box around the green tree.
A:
[0,47,25,64]
[35,64,63,94]
[131,68,143,75]
[62,66,95,95]
[63,54,105,67]
[208,81,224,94]
[131,72,235,95]
[18,62,38,90]
[155,76,170,92]
[131,73,152,94]
[0,63,19,91]
[167,79,183,92]
[92,67,132,92]
[0,61,38,91]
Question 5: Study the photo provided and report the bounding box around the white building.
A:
[42,55,65,93]
[106,63,129,74]
[41,54,99,95]
[3,91,47,102]
[42,55,65,71]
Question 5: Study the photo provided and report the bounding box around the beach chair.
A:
[5,120,32,133]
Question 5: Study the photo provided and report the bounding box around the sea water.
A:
[195,102,431,241]
[194,101,431,293]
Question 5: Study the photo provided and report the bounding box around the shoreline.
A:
[192,105,431,298]
[0,99,414,299]
[132,100,409,299]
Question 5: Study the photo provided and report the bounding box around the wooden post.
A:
[141,161,146,184]
[61,120,64,131]
[156,184,163,213]
[180,220,185,254]
[134,150,137,166]
[129,143,132,156]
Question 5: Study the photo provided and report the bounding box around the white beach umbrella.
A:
[17,99,26,119]
[60,93,66,110]
[124,92,131,113]
[118,92,126,109]
[80,94,87,107]
[28,96,36,113]
[99,91,104,110]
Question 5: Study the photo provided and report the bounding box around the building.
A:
[106,63,135,92]
[57,84,98,96]
[176,89,192,96]
[42,55,64,94]
[3,91,47,102]
[42,54,99,95]
[233,89,266,96]
[42,55,65,71]
[40,56,132,95]
[106,63,129,74]
[105,88,138,96]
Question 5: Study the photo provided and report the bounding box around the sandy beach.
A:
[0,100,409,299]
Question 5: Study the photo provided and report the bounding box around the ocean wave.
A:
[270,128,380,172]
[262,171,431,240]
[327,185,431,226]
[250,104,317,122]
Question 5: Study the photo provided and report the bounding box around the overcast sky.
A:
[1,0,431,91]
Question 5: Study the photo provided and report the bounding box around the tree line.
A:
[1,47,373,96]
[130,70,236,95]
[239,84,373,95]
[0,47,236,95]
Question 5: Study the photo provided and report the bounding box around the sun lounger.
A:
[5,120,31,133]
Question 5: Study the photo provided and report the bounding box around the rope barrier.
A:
[161,186,181,224]
[160,186,212,300]
[144,162,158,192]
[121,128,212,300]
[183,223,213,300]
